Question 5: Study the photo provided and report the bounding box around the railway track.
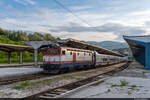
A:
[0,62,126,86]
[22,62,130,99]
[0,74,51,86]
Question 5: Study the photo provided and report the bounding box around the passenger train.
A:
[41,46,127,73]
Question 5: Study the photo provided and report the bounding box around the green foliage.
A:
[111,80,128,88]
[0,27,60,63]
[14,80,31,89]
[111,84,119,87]
[0,35,24,45]
[129,85,137,90]
[120,80,128,86]
[106,88,111,93]
[0,27,59,41]
[142,71,146,77]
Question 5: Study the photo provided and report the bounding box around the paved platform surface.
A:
[0,67,43,80]
[0,62,42,68]
[64,62,150,98]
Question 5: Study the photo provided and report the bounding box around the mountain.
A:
[87,41,128,50]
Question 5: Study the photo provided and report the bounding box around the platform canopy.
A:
[0,43,33,52]
[61,38,124,57]
[39,38,124,57]
[123,35,150,70]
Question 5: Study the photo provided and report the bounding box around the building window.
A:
[62,50,65,55]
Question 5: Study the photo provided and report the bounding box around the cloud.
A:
[50,22,146,38]
[70,5,92,11]
[128,10,150,16]
[25,0,36,5]
[14,0,36,6]
[6,4,13,9]
[55,31,118,42]
[0,1,148,42]
[2,18,17,24]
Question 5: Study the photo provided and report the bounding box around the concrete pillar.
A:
[34,49,38,66]
[19,52,23,64]
[145,44,150,70]
[8,52,11,64]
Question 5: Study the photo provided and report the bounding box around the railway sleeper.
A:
[55,89,69,92]
[39,95,54,98]
[48,92,61,95]
[43,93,56,97]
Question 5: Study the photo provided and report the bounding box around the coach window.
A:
[70,52,72,55]
[84,53,86,56]
[62,50,65,55]
[103,58,107,61]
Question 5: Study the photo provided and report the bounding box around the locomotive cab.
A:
[41,48,61,73]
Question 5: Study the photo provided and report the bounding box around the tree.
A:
[0,28,4,35]
[44,33,56,40]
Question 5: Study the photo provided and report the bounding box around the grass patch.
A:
[14,72,89,89]
[111,80,128,88]
[106,88,111,93]
[120,80,128,87]
[127,91,131,95]
[14,80,31,89]
[142,71,146,78]
[111,84,119,88]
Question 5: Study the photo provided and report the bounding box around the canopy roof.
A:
[0,38,125,57]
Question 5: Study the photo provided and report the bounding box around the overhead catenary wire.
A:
[53,0,103,34]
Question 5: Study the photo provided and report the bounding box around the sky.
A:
[0,0,150,42]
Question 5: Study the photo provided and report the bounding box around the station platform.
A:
[0,62,42,68]
[63,62,150,98]
[0,67,43,80]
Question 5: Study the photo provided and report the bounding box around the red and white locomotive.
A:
[41,46,127,73]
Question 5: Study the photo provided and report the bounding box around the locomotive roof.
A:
[61,47,93,53]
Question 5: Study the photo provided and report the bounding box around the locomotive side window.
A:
[49,49,59,55]
[70,52,72,55]
[62,50,65,55]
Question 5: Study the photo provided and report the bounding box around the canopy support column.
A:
[8,52,11,64]
[145,44,150,70]
[34,49,38,66]
[19,52,23,64]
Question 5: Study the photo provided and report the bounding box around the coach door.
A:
[73,52,76,63]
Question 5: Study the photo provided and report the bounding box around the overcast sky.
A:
[0,0,150,42]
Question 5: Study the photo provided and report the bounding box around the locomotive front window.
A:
[62,50,65,55]
[49,49,59,55]
[42,51,48,55]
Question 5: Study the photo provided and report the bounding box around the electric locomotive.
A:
[41,46,94,73]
